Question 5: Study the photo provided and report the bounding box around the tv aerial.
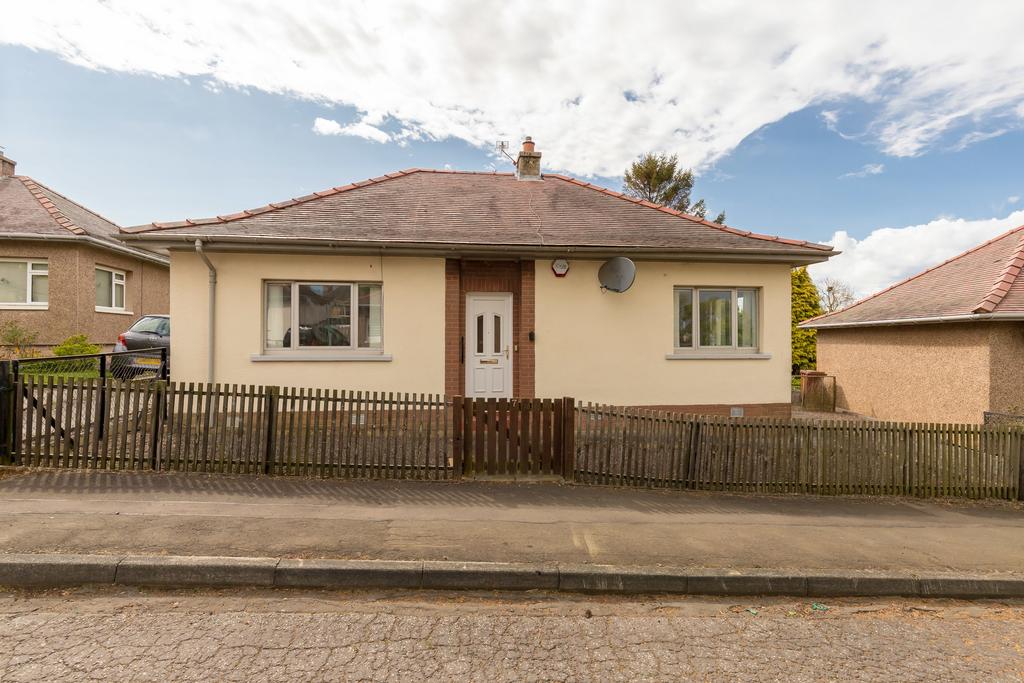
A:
[495,140,516,165]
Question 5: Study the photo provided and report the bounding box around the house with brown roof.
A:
[121,139,834,414]
[0,151,169,349]
[801,225,1024,423]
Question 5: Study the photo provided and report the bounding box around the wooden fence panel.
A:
[572,405,1022,501]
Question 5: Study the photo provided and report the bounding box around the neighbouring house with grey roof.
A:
[120,139,835,414]
[801,225,1024,423]
[0,151,169,349]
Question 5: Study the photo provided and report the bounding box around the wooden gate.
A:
[451,397,574,478]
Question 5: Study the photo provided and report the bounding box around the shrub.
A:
[0,321,40,360]
[52,334,102,357]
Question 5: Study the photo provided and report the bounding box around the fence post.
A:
[562,397,575,481]
[0,361,13,465]
[149,380,165,471]
[1017,428,1024,502]
[263,386,279,475]
[159,348,169,381]
[451,396,464,479]
[97,355,108,440]
[686,418,702,489]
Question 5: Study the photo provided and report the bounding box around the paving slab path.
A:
[0,469,1022,575]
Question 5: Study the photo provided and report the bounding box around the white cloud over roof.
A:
[4,1,1024,176]
[810,211,1024,298]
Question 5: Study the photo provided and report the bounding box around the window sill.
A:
[0,304,48,311]
[665,351,772,360]
[95,307,133,316]
[250,353,393,362]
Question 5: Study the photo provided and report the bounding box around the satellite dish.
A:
[598,257,636,293]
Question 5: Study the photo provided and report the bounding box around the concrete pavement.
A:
[0,469,1022,575]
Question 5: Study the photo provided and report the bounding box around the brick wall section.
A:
[443,258,535,398]
[444,259,462,396]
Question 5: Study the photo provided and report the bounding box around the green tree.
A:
[623,153,726,224]
[791,267,822,369]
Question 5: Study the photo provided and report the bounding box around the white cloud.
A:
[839,163,884,179]
[1009,196,1021,205]
[312,116,391,143]
[950,128,1007,152]
[4,2,1024,175]
[809,211,1024,298]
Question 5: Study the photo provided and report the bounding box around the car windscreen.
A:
[130,316,169,335]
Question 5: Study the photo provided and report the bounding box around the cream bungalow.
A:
[120,140,834,416]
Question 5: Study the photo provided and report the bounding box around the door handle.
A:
[505,345,510,359]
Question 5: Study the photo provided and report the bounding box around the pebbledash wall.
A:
[170,251,792,412]
[0,239,168,347]
[816,322,1024,423]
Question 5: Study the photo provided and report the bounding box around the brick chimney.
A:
[0,151,15,178]
[515,137,541,181]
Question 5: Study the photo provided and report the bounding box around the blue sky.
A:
[3,2,1024,296]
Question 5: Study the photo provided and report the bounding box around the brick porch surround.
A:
[444,259,535,397]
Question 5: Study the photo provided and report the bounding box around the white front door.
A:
[466,293,513,398]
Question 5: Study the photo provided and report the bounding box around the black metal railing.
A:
[11,348,169,382]
[0,349,169,462]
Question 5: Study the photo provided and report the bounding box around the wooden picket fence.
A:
[574,405,1024,499]
[6,377,1024,500]
[13,377,452,479]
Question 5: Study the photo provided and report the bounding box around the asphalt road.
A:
[0,588,1022,682]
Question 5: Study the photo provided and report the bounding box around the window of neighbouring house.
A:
[674,287,759,351]
[0,260,48,307]
[264,281,383,352]
[95,266,126,312]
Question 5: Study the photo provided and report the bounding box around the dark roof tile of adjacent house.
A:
[124,169,833,259]
[0,175,168,264]
[802,225,1024,328]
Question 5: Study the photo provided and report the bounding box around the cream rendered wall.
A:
[534,259,792,406]
[170,251,445,392]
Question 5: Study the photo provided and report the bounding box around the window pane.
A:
[113,282,125,309]
[264,283,291,349]
[95,269,113,307]
[699,290,732,346]
[357,284,383,348]
[475,314,484,354]
[676,289,693,347]
[737,289,757,347]
[0,262,28,303]
[493,314,502,353]
[31,274,48,303]
[297,284,351,347]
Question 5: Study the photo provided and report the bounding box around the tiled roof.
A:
[802,225,1024,328]
[0,175,167,263]
[124,169,833,259]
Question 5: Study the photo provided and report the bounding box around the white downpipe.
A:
[194,240,217,383]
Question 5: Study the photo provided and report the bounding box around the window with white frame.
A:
[0,260,48,307]
[95,267,126,311]
[674,287,758,351]
[264,281,383,352]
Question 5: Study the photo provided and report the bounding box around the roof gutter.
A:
[119,234,835,265]
[194,239,217,384]
[1,232,169,265]
[800,311,1024,329]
